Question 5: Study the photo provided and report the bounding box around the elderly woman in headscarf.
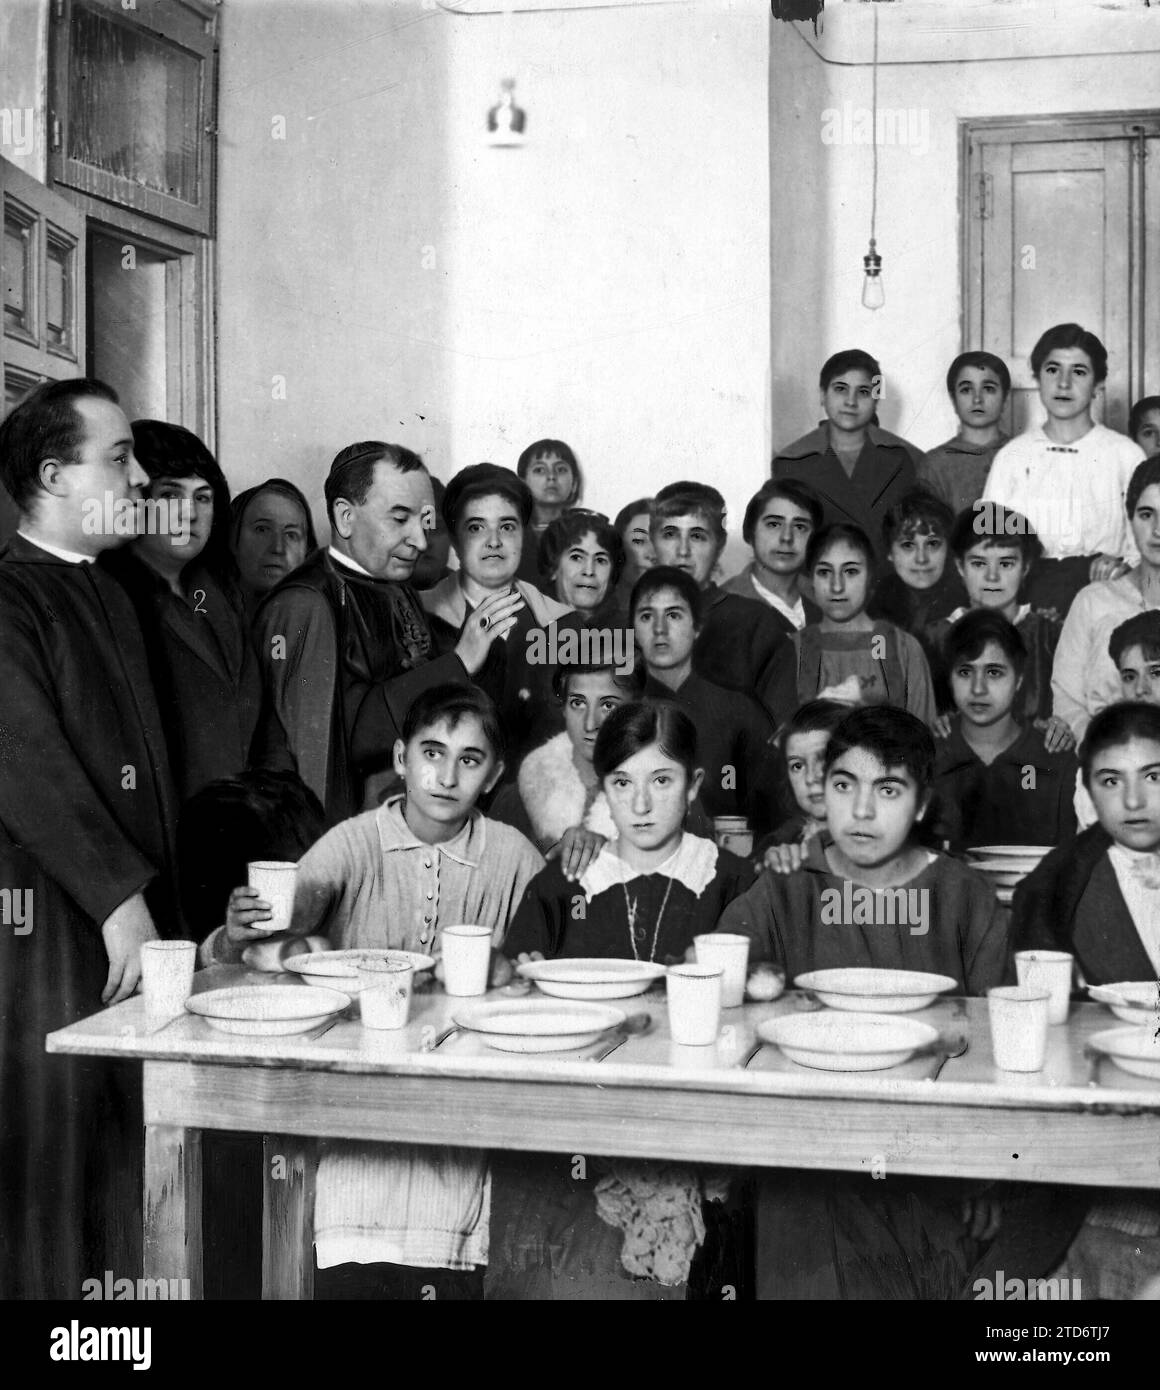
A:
[229,476,318,618]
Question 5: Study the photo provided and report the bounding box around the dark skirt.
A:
[1024,556,1096,617]
[755,1171,1087,1301]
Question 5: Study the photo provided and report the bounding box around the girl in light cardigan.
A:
[214,683,542,1299]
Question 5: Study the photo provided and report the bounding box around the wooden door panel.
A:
[966,120,1153,440]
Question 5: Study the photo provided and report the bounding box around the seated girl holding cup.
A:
[210,683,543,1300]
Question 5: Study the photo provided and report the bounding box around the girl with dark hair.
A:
[488,700,754,1301]
[229,476,317,614]
[767,523,936,726]
[869,489,967,636]
[722,478,822,634]
[918,351,1011,515]
[761,698,852,851]
[983,323,1146,612]
[515,438,583,587]
[106,420,263,801]
[1054,455,1160,739]
[771,348,922,562]
[1129,395,1160,457]
[613,497,656,605]
[503,700,753,961]
[631,567,781,838]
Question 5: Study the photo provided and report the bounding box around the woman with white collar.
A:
[421,462,570,769]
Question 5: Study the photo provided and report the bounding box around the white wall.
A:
[217,0,771,566]
[769,2,1160,454]
[0,0,48,183]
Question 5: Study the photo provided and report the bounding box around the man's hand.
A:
[1089,554,1130,584]
[546,827,607,881]
[100,893,159,1005]
[454,590,526,675]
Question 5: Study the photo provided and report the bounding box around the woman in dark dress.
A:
[229,476,317,619]
[106,421,262,802]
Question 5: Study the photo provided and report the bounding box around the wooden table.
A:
[46,966,1160,1299]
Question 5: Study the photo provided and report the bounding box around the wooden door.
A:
[964,117,1160,438]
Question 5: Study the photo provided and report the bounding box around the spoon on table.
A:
[592,1012,653,1062]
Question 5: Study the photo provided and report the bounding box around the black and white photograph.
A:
[1,0,1160,1350]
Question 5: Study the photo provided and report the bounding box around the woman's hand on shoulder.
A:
[931,712,954,741]
[546,827,607,881]
[758,842,806,876]
[1089,554,1130,584]
[1035,715,1076,753]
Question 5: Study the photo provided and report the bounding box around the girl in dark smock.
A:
[488,702,753,1300]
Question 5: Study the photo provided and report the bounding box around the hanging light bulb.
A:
[861,238,885,311]
[487,79,526,148]
[860,8,885,312]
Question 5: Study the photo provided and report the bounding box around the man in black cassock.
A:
[251,442,523,825]
[0,378,180,1298]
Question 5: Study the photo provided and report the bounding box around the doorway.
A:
[963,114,1160,436]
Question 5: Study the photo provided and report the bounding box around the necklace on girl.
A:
[620,863,676,963]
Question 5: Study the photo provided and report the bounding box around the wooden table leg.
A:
[262,1135,317,1300]
[143,1124,203,1299]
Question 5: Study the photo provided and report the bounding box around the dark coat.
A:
[251,548,468,825]
[643,671,780,835]
[772,423,922,563]
[104,549,262,802]
[929,720,1077,854]
[694,585,789,716]
[1010,825,1157,984]
[0,535,180,1297]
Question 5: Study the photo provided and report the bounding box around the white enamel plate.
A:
[516,957,666,1000]
[283,948,436,992]
[452,1000,626,1053]
[185,986,350,1036]
[758,1011,939,1072]
[794,968,957,1013]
